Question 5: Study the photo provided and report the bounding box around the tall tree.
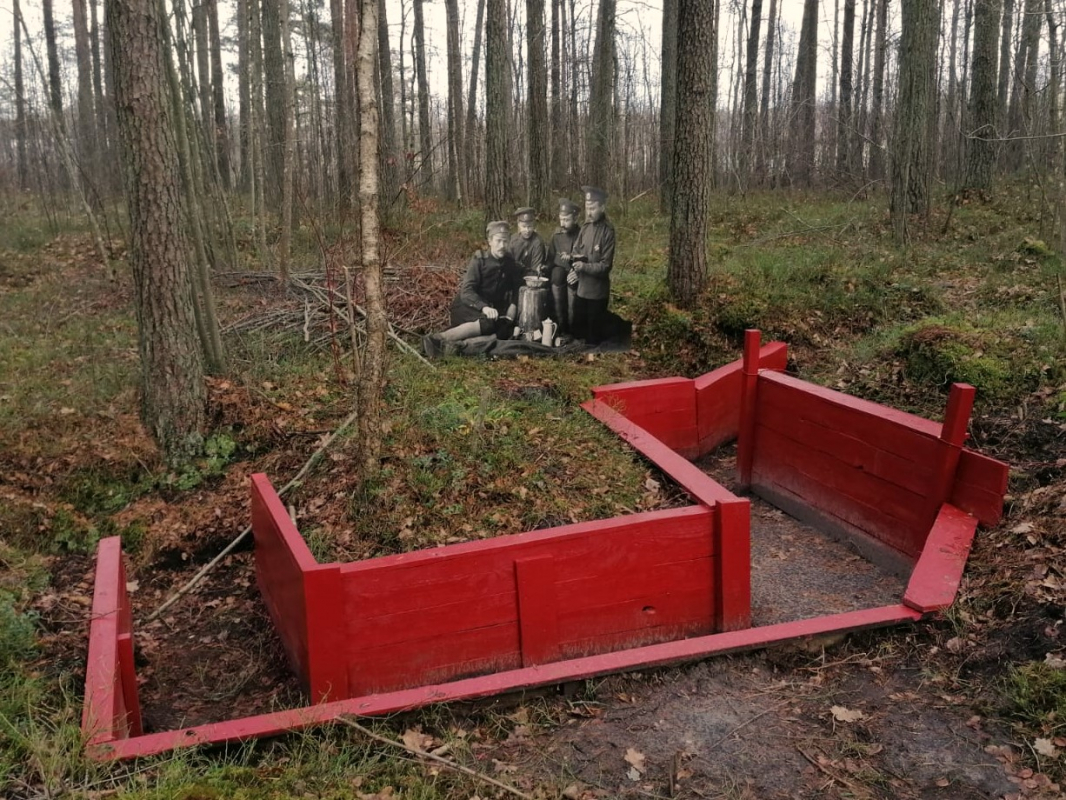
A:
[42,0,64,121]
[527,0,550,210]
[996,0,1014,129]
[758,0,778,181]
[486,0,511,220]
[587,0,617,190]
[356,0,388,479]
[331,0,352,206]
[787,0,819,186]
[106,0,206,464]
[890,0,941,240]
[238,0,252,191]
[965,0,1001,190]
[279,0,297,278]
[550,0,567,188]
[740,0,763,184]
[413,0,432,184]
[262,0,287,208]
[207,0,230,189]
[1004,0,1041,170]
[14,0,28,190]
[465,0,486,200]
[868,0,889,179]
[445,0,465,202]
[669,0,716,307]
[837,0,856,176]
[378,0,400,207]
[659,0,679,210]
[73,0,99,172]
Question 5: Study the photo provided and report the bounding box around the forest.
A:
[1,0,1066,797]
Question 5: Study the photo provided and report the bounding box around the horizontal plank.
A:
[592,378,698,454]
[903,504,978,613]
[755,402,935,497]
[757,373,942,463]
[950,450,1009,526]
[94,605,924,761]
[752,423,928,534]
[582,400,740,506]
[251,473,318,571]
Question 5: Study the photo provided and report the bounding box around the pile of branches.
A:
[220,264,459,359]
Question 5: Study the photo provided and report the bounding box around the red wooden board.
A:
[903,503,978,613]
[92,604,923,762]
[951,450,1010,526]
[338,506,719,695]
[591,377,699,457]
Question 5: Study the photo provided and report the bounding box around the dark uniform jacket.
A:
[547,224,580,272]
[509,232,548,277]
[572,216,615,301]
[449,249,522,324]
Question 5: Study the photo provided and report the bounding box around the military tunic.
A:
[571,216,616,343]
[508,232,548,278]
[449,249,522,328]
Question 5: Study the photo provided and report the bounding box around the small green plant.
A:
[165,432,240,491]
[1005,660,1066,731]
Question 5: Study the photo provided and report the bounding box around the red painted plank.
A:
[737,330,762,486]
[950,450,1009,527]
[251,474,316,690]
[82,537,124,746]
[591,377,698,456]
[752,423,929,534]
[92,605,923,762]
[755,398,936,497]
[903,504,978,613]
[305,564,348,703]
[756,374,943,464]
[923,384,977,524]
[117,632,142,737]
[715,498,751,631]
[515,555,559,666]
[582,399,740,506]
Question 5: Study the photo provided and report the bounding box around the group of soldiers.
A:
[431,185,617,349]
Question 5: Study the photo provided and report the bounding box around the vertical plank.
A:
[515,555,559,666]
[117,633,142,737]
[82,537,122,745]
[926,383,976,527]
[736,329,762,487]
[305,564,349,702]
[715,498,751,631]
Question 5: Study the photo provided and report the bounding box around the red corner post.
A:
[715,497,752,631]
[927,383,976,523]
[736,329,761,489]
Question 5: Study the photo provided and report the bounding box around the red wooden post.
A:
[927,383,975,524]
[305,564,348,702]
[736,329,762,488]
[515,555,559,666]
[714,498,752,631]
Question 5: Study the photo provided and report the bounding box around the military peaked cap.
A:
[486,220,510,238]
[581,185,607,203]
[557,199,580,215]
[514,207,537,222]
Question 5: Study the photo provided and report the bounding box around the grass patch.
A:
[1005,660,1066,740]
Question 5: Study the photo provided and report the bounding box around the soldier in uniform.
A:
[509,207,548,278]
[546,198,581,334]
[569,186,616,344]
[433,221,522,346]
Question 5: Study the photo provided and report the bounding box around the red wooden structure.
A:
[82,331,1008,760]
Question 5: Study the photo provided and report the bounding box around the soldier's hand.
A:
[559,252,571,263]
[482,306,499,320]
[567,270,578,287]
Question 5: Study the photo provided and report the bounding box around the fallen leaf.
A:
[1045,653,1066,669]
[626,767,642,782]
[1034,738,1059,757]
[624,747,646,774]
[830,705,865,723]
[401,728,434,753]
[1012,522,1035,534]
[935,777,950,787]
[125,581,139,593]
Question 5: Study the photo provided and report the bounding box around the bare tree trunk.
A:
[207,0,231,189]
[465,0,487,200]
[758,0,778,182]
[279,0,296,280]
[331,0,352,207]
[837,0,856,177]
[660,0,679,210]
[73,0,100,181]
[14,0,28,191]
[1005,0,1040,170]
[1045,0,1061,177]
[891,0,941,240]
[965,0,1001,190]
[740,0,763,185]
[262,0,286,208]
[669,0,716,307]
[106,0,206,465]
[378,0,400,208]
[868,0,890,179]
[238,0,252,191]
[193,3,215,164]
[42,0,64,122]
[413,0,433,187]
[445,0,465,202]
[486,0,511,220]
[787,0,819,186]
[942,0,961,179]
[550,0,566,189]
[527,0,550,210]
[587,0,617,191]
[356,0,388,481]
[996,0,1014,129]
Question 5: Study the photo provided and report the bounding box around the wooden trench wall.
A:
[81,331,1009,759]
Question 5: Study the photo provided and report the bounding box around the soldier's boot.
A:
[552,285,569,332]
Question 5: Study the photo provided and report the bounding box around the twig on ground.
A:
[143,406,360,623]
[336,716,533,799]
[797,747,868,796]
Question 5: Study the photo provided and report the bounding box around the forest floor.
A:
[1,188,1065,799]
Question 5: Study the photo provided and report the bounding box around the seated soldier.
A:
[509,207,548,278]
[433,221,523,346]
[569,185,616,345]
[546,198,580,334]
